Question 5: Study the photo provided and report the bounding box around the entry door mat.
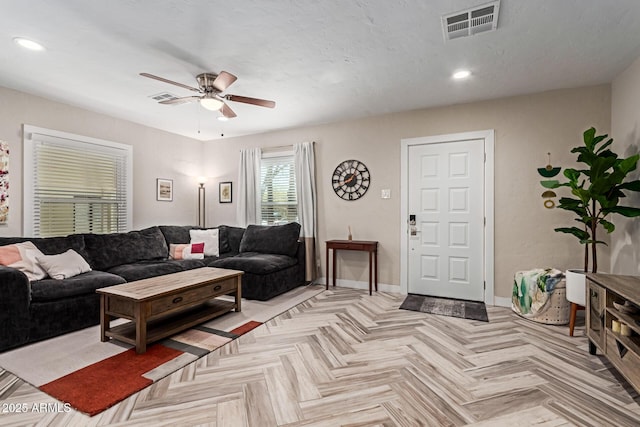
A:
[399,294,489,322]
[0,285,324,416]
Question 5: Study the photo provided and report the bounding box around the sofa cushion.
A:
[0,234,88,258]
[107,260,184,282]
[218,225,240,254]
[239,222,301,257]
[159,225,199,246]
[84,226,168,271]
[209,252,297,275]
[30,271,126,302]
[165,259,207,271]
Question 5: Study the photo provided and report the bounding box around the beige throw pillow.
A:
[0,241,47,281]
[36,249,91,280]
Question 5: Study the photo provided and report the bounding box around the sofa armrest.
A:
[0,266,31,351]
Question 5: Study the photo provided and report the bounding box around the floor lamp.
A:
[197,178,206,228]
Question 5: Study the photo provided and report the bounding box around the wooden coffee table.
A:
[97,267,243,353]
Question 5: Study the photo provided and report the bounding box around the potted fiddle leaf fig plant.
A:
[552,127,640,274]
[551,127,640,335]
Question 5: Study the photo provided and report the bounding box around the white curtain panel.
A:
[236,147,262,227]
[294,142,318,281]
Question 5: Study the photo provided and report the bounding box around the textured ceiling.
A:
[1,0,640,141]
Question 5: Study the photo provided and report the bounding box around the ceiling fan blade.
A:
[140,73,201,92]
[213,71,237,92]
[159,96,201,105]
[226,94,276,108]
[221,102,237,118]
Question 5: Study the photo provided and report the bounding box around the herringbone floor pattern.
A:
[1,287,640,426]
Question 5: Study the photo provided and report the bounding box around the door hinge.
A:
[484,281,486,290]
[484,217,486,226]
[484,152,486,162]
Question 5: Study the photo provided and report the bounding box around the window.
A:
[24,125,132,237]
[260,152,297,225]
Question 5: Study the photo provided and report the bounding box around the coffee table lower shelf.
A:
[104,299,236,349]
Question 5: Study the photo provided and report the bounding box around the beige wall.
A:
[0,83,615,300]
[0,86,204,237]
[611,56,640,275]
[206,85,612,299]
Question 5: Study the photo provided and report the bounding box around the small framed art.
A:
[157,178,173,201]
[219,181,232,203]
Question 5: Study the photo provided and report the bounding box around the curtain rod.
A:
[262,144,293,152]
[241,141,315,153]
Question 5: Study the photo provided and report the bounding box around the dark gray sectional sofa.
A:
[0,222,305,352]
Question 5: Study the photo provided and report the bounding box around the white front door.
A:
[407,139,485,301]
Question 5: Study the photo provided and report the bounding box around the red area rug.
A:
[231,320,262,335]
[40,344,182,416]
[36,320,263,416]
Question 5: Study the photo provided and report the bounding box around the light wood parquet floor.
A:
[1,286,640,426]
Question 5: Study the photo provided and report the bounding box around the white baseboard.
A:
[493,296,511,307]
[313,277,509,306]
[314,277,401,294]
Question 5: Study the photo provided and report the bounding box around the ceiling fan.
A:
[140,71,275,118]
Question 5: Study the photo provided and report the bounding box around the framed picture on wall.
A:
[219,181,232,203]
[157,178,173,201]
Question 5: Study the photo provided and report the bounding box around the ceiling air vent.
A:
[442,0,500,41]
[149,92,179,103]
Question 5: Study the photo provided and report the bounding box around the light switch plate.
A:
[381,189,391,199]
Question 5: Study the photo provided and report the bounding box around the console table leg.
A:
[588,340,597,355]
[368,251,373,295]
[326,246,329,290]
[374,249,378,292]
[332,249,337,286]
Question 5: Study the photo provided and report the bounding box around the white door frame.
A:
[400,130,495,305]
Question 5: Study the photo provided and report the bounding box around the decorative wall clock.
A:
[332,159,370,201]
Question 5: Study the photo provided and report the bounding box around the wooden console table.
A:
[326,240,378,295]
[586,273,640,394]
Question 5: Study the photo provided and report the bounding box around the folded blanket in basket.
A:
[512,268,564,317]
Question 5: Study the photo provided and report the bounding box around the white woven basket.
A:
[526,279,570,325]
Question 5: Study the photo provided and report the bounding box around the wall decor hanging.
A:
[0,141,8,224]
[331,159,370,201]
[219,181,232,203]
[156,178,173,201]
[538,152,560,208]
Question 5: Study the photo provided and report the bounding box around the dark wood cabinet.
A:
[586,273,640,393]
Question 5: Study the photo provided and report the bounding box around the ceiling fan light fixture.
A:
[453,69,471,79]
[13,37,45,51]
[200,97,224,111]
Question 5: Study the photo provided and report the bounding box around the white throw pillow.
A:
[36,249,92,280]
[189,229,219,257]
[0,241,47,281]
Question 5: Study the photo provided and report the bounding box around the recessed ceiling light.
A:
[453,70,471,79]
[217,116,229,122]
[13,37,45,51]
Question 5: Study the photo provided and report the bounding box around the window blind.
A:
[260,154,298,225]
[24,127,132,237]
